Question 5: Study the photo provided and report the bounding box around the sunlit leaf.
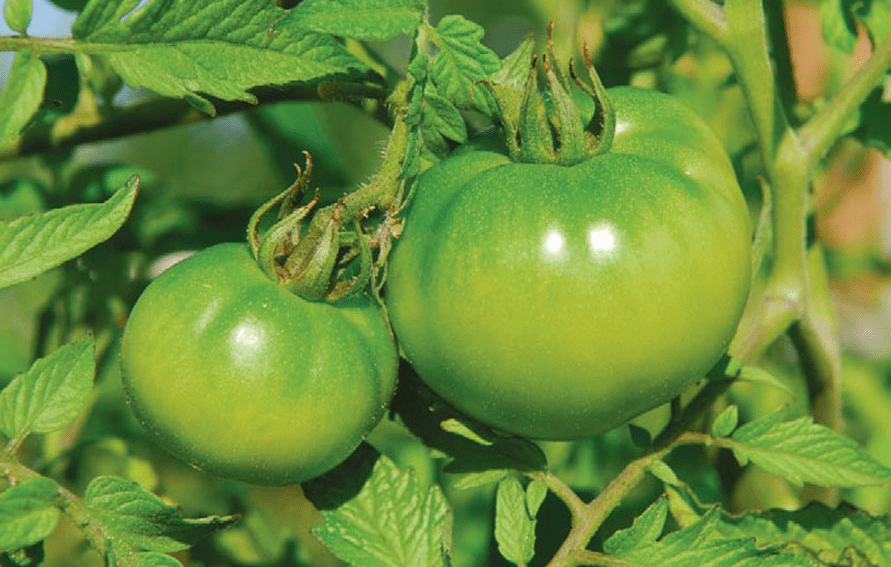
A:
[0,176,138,289]
[0,338,94,441]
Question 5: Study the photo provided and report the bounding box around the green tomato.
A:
[385,86,752,440]
[121,243,398,485]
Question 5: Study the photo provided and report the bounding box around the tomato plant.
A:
[120,243,398,485]
[3,1,891,566]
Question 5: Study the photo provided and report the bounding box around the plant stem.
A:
[539,378,734,567]
[0,35,86,53]
[0,82,388,162]
[798,32,891,174]
[666,0,728,44]
[528,471,586,518]
[2,456,132,561]
[545,448,670,567]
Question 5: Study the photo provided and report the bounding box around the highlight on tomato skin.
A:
[120,243,399,486]
[384,86,753,441]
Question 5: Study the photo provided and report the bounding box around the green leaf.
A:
[4,0,31,33]
[280,0,424,41]
[129,551,184,567]
[494,476,537,566]
[666,483,891,566]
[427,15,500,109]
[389,371,547,475]
[84,476,238,553]
[711,406,739,438]
[648,460,680,487]
[72,0,370,114]
[0,176,138,289]
[525,479,547,517]
[728,412,891,488]
[853,0,891,44]
[855,84,891,156]
[0,338,94,441]
[0,542,45,567]
[0,51,46,142]
[450,469,510,491]
[477,34,535,119]
[821,0,891,49]
[424,89,467,144]
[820,0,858,52]
[311,450,451,567]
[629,424,652,449]
[0,477,60,552]
[613,507,813,566]
[737,366,794,396]
[105,546,184,567]
[603,495,669,555]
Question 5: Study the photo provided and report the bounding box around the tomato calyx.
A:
[480,23,616,166]
[247,115,411,302]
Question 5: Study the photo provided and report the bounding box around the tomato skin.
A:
[121,243,398,485]
[385,86,752,440]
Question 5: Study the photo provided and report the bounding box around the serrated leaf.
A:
[0,176,138,289]
[84,476,238,553]
[0,51,46,142]
[711,406,739,438]
[666,483,891,566]
[428,15,500,109]
[604,495,669,555]
[613,506,812,566]
[0,477,60,552]
[494,476,536,566]
[311,451,450,567]
[424,90,467,144]
[0,338,94,441]
[4,0,31,34]
[280,0,424,41]
[489,35,535,90]
[72,0,369,114]
[475,34,535,118]
[729,412,891,488]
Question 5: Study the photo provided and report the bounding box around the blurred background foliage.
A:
[1,0,890,566]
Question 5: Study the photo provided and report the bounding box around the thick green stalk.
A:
[672,0,845,445]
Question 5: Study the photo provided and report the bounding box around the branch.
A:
[798,32,891,174]
[666,0,728,44]
[0,82,389,162]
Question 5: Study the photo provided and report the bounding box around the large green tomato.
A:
[121,243,398,485]
[385,86,752,440]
